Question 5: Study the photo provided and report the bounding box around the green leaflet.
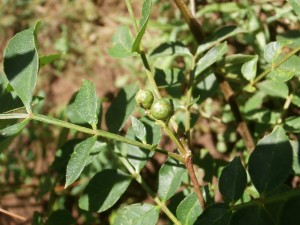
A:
[248,127,293,194]
[0,118,29,141]
[113,203,159,225]
[158,158,186,201]
[219,157,247,202]
[132,0,152,53]
[108,26,135,58]
[131,116,146,143]
[79,169,132,212]
[3,21,40,112]
[176,192,203,225]
[195,42,228,78]
[65,136,97,188]
[74,80,99,127]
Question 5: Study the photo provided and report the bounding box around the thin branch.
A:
[185,156,206,209]
[190,0,196,17]
[0,208,27,221]
[0,113,28,120]
[172,0,204,43]
[30,113,184,162]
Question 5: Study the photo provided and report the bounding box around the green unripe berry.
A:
[135,89,154,109]
[150,98,174,121]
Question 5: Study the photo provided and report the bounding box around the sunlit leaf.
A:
[131,116,146,142]
[74,80,98,126]
[132,0,152,52]
[257,80,289,98]
[289,140,300,175]
[264,40,291,63]
[158,158,186,201]
[3,21,40,112]
[39,53,61,67]
[241,55,258,81]
[113,203,159,225]
[109,26,135,58]
[65,136,97,188]
[176,192,203,225]
[284,116,300,132]
[268,68,295,83]
[195,42,228,77]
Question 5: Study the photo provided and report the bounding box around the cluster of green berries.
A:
[135,89,174,122]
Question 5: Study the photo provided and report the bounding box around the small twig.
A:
[172,0,204,43]
[0,113,28,119]
[185,156,206,209]
[0,208,27,221]
[30,113,184,162]
[190,0,196,17]
[276,93,293,125]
